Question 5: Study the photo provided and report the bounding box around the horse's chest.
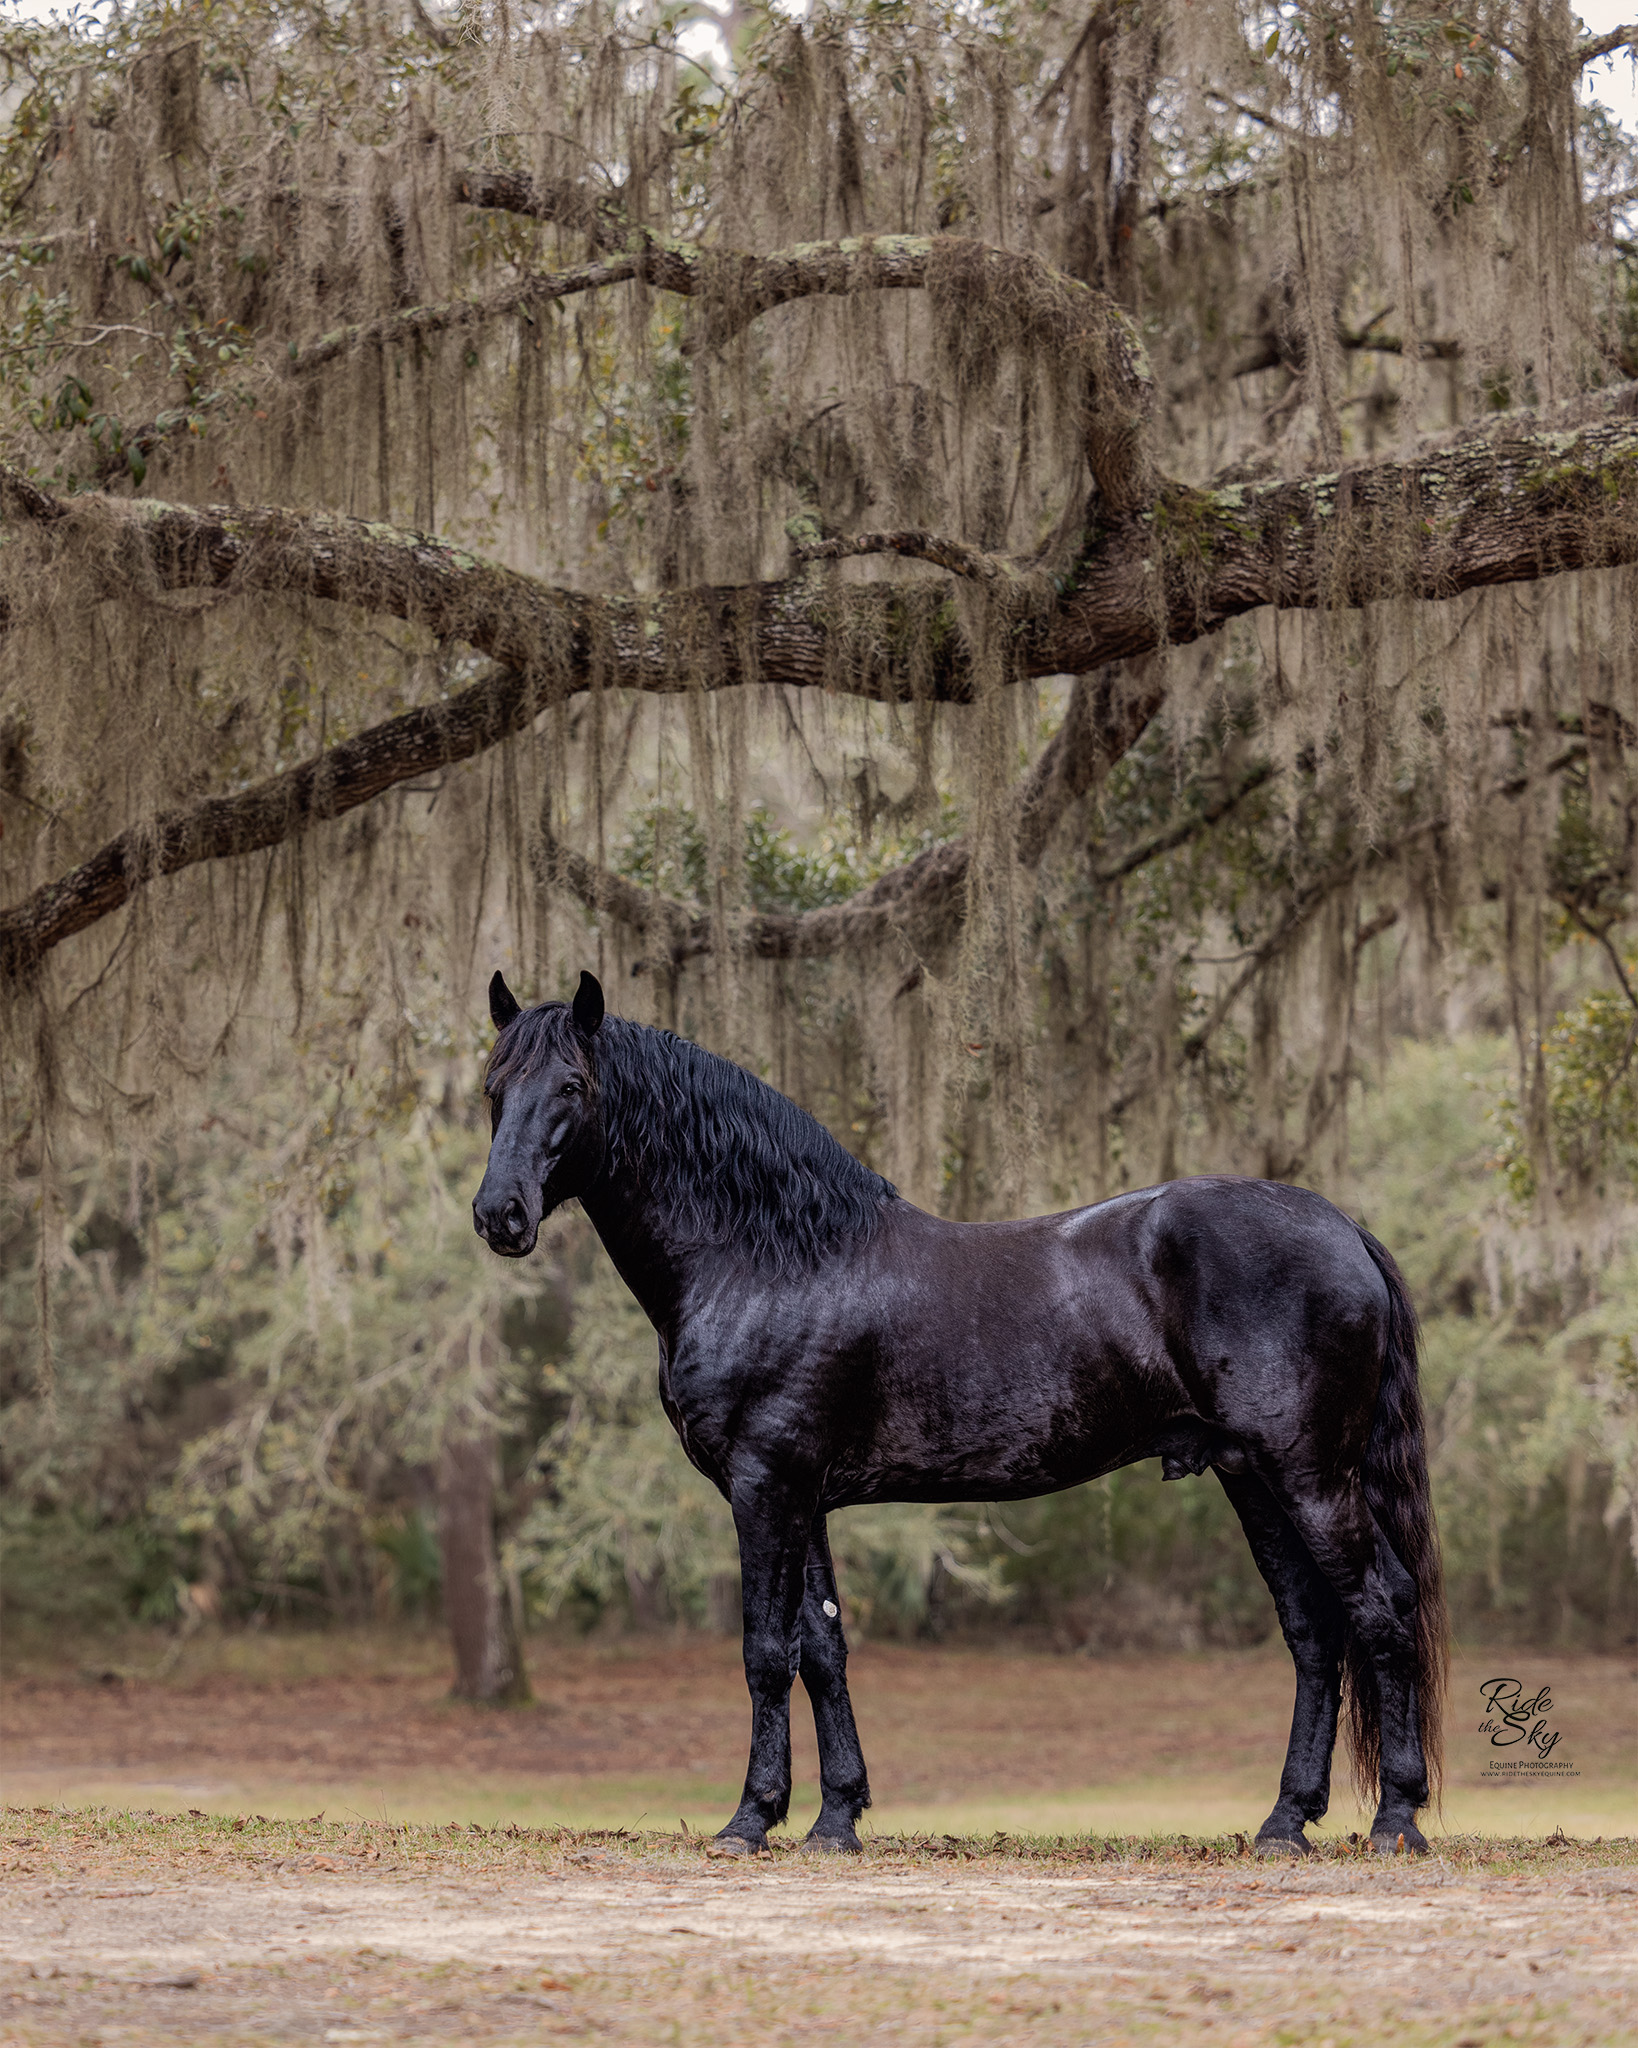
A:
[656,1330,746,1484]
[664,1300,830,1441]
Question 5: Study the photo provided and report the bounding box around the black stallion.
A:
[473,971,1445,1857]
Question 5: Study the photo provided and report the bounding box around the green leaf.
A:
[127,446,147,486]
[1264,27,1280,55]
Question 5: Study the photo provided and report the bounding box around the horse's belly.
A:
[826,1375,1169,1505]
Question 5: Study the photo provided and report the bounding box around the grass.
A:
[7,1800,1638,1877]
[8,1768,1631,1847]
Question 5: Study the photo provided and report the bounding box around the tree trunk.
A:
[436,1422,531,1705]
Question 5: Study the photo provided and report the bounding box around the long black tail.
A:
[1346,1227,1448,1807]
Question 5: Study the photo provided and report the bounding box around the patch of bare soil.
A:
[2,1811,1635,2046]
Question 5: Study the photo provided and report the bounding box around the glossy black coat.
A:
[474,974,1446,1857]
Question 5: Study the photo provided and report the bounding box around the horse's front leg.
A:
[798,1514,870,1852]
[717,1474,815,1854]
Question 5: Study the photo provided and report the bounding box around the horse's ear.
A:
[489,970,522,1032]
[572,969,605,1038]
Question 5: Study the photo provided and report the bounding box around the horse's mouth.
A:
[482,1227,538,1258]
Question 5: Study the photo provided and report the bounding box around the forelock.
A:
[484,1002,593,1092]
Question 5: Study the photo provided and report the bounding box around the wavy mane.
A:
[488,1003,898,1272]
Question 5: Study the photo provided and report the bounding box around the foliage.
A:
[1494,977,1638,1204]
[2,0,1635,1223]
[613,798,963,914]
[1361,1034,1636,1627]
[1,1029,548,1626]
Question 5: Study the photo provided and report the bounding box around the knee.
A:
[743,1628,799,1699]
[1281,1609,1344,1677]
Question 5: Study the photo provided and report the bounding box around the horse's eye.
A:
[562,1078,582,1098]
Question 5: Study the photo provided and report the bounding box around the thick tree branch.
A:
[1233,322,1462,379]
[0,665,535,982]
[454,167,629,252]
[1015,668,1170,868]
[284,232,1154,512]
[536,828,978,966]
[0,475,981,704]
[10,386,1638,703]
[287,252,671,371]
[1578,24,1638,67]
[10,383,1638,974]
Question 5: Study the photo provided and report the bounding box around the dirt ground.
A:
[3,1811,1636,2047]
[2,1634,1635,2043]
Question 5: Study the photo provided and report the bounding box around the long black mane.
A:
[489,1003,897,1272]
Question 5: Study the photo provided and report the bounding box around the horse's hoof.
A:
[707,1833,767,1858]
[801,1829,862,1854]
[1254,1832,1309,1858]
[1370,1825,1428,1856]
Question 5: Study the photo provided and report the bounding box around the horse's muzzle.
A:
[472,1193,539,1258]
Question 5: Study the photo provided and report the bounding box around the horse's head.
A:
[472,969,605,1257]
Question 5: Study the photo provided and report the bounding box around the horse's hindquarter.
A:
[1133,1177,1391,1461]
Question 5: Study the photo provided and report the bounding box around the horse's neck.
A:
[579,1168,700,1331]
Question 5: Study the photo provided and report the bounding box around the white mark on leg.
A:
[822,1599,839,1618]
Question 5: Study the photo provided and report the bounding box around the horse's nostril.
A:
[473,1194,530,1249]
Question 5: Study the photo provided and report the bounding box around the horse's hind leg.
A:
[797,1515,870,1852]
[717,1477,815,1854]
[1270,1474,1432,1854]
[1219,1471,1348,1857]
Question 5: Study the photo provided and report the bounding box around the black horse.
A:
[473,971,1446,1857]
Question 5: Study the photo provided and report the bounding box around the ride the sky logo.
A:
[1476,1678,1575,1776]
